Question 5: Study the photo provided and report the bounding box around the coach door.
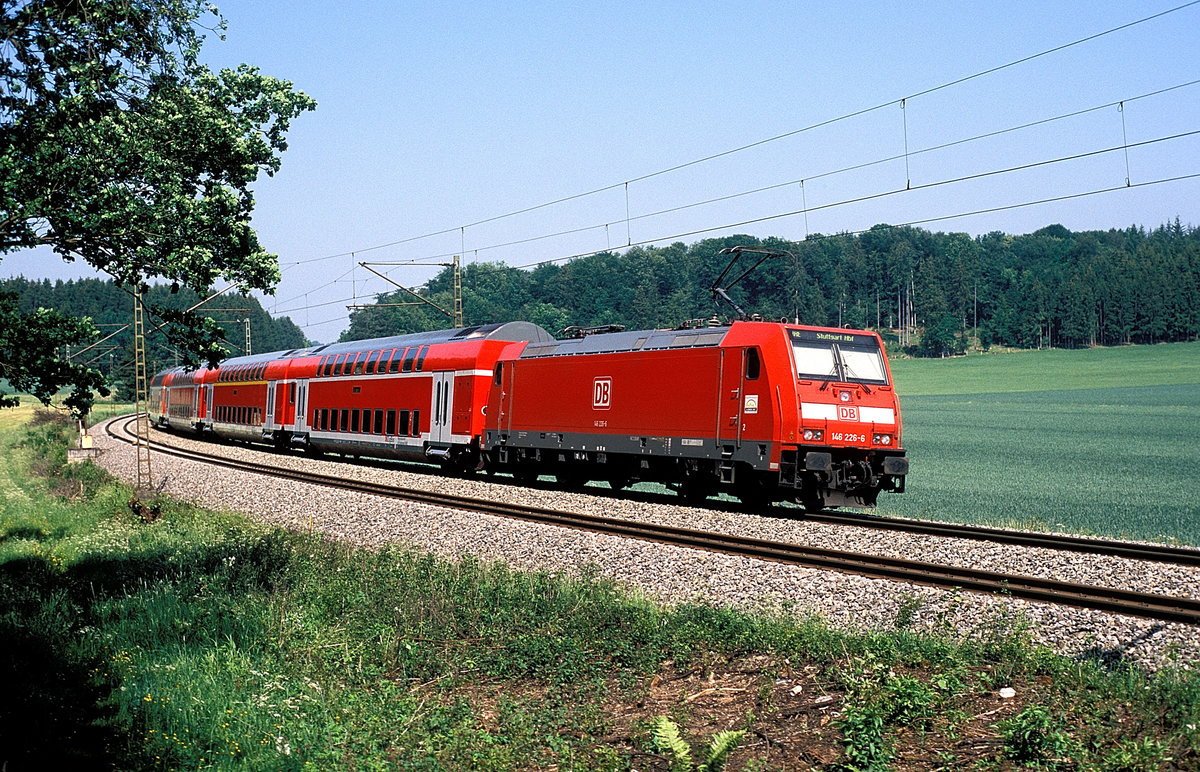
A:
[294,380,308,432]
[265,383,277,428]
[204,384,214,423]
[497,362,515,434]
[430,371,455,444]
[717,347,745,448]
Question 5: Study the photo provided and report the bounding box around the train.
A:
[149,318,908,510]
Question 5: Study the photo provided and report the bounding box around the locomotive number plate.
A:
[831,432,866,443]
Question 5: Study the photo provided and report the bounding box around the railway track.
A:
[805,511,1200,568]
[108,417,1200,626]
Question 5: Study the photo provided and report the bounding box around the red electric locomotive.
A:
[481,320,907,509]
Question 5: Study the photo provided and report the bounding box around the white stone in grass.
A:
[999,687,1017,699]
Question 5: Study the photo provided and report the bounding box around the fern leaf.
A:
[700,729,746,772]
[650,716,693,769]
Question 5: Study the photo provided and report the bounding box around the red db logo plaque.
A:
[837,405,859,421]
[593,377,612,409]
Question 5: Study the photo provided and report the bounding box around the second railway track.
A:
[108,416,1200,627]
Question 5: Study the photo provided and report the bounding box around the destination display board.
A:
[789,329,879,348]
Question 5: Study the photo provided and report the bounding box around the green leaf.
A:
[700,730,746,772]
[650,716,692,770]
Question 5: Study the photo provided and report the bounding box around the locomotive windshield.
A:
[790,329,889,385]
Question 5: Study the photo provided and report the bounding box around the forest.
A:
[344,220,1200,356]
[4,219,1197,387]
[0,278,307,395]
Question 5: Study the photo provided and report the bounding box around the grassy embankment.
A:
[885,341,1200,544]
[2,400,1200,770]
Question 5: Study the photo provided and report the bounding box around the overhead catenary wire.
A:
[279,2,1200,271]
[510,171,1200,272]
[285,168,1200,333]
[269,126,1198,315]
[288,79,1200,278]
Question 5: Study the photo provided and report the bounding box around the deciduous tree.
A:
[0,0,315,415]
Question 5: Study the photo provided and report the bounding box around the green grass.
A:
[3,405,1200,769]
[882,342,1200,543]
[889,340,1200,395]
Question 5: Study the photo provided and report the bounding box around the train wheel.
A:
[800,493,826,513]
[680,476,715,504]
[512,466,538,486]
[608,474,632,491]
[737,470,777,511]
[738,483,771,510]
[556,469,590,488]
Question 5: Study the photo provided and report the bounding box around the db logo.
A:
[837,405,859,421]
[592,377,612,410]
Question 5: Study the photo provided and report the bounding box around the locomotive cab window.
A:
[789,330,888,385]
[745,348,761,380]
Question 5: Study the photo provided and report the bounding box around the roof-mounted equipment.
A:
[712,246,793,320]
[562,324,627,339]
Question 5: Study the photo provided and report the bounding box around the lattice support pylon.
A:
[452,254,463,328]
[133,292,152,495]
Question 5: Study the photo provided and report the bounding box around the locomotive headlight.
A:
[802,429,824,442]
[873,433,892,445]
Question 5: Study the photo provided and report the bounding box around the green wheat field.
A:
[882,341,1200,544]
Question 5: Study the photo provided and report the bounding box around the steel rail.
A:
[804,512,1200,567]
[107,418,1200,626]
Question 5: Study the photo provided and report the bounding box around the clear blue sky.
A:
[4,0,1198,343]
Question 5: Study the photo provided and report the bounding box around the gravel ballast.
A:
[94,418,1200,670]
